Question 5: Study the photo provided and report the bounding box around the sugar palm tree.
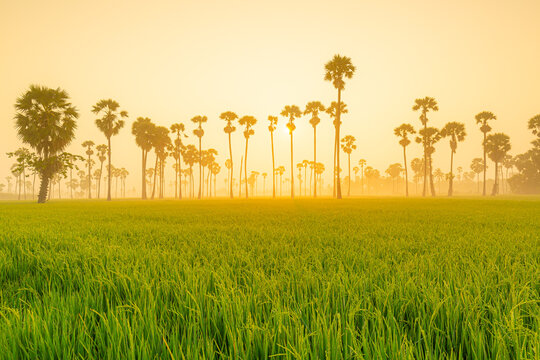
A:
[81,140,95,199]
[415,127,441,196]
[191,115,207,199]
[14,85,79,203]
[410,158,423,195]
[132,117,155,199]
[326,101,348,196]
[92,99,128,201]
[239,115,257,199]
[470,158,484,194]
[170,123,186,199]
[304,101,325,197]
[301,160,309,196]
[95,144,107,198]
[358,159,366,194]
[262,172,267,195]
[485,133,511,195]
[276,165,285,196]
[475,111,496,196]
[340,135,357,196]
[220,111,238,199]
[324,55,355,199]
[281,105,302,199]
[394,124,416,197]
[296,162,304,195]
[412,97,438,196]
[440,122,466,196]
[268,116,278,199]
[150,126,171,199]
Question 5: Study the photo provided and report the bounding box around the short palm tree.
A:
[132,117,156,199]
[485,133,511,195]
[81,140,95,199]
[239,115,257,199]
[15,85,79,203]
[475,111,496,196]
[281,105,302,199]
[191,115,207,199]
[440,122,466,196]
[470,158,484,193]
[393,124,416,197]
[340,135,357,196]
[304,101,326,197]
[92,99,128,201]
[268,116,278,198]
[220,111,238,199]
[410,158,424,194]
[415,126,441,196]
[324,55,355,199]
[413,97,438,196]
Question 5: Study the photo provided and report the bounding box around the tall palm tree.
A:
[280,105,302,199]
[412,97,438,196]
[304,101,325,197]
[14,85,79,203]
[358,159,366,194]
[95,144,107,198]
[150,126,171,199]
[170,123,186,199]
[324,55,356,199]
[475,111,496,196]
[239,115,257,199]
[220,111,238,199]
[191,115,207,199]
[268,116,278,198]
[440,122,466,196]
[340,135,357,196]
[92,99,128,201]
[326,101,348,196]
[132,117,155,199]
[485,133,511,195]
[393,124,416,197]
[81,140,95,199]
[415,127,441,196]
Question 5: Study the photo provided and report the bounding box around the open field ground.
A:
[0,198,539,359]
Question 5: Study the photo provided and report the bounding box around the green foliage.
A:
[0,199,538,358]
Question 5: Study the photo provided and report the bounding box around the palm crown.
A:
[304,101,326,127]
[191,115,207,138]
[280,105,302,134]
[394,124,416,147]
[268,116,278,132]
[475,111,496,133]
[412,97,438,125]
[324,55,356,90]
[132,117,156,152]
[239,116,257,138]
[220,111,238,134]
[92,99,128,138]
[485,133,511,163]
[341,135,357,154]
[440,122,466,152]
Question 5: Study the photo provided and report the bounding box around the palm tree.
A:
[410,158,423,195]
[262,172,267,195]
[340,135,357,196]
[150,126,171,199]
[191,115,207,199]
[412,97,439,197]
[281,105,302,199]
[485,133,511,195]
[358,159,366,194]
[324,55,356,199]
[394,124,416,197]
[170,123,186,199]
[304,101,325,197]
[92,99,128,201]
[14,85,79,203]
[434,168,445,193]
[326,101,348,196]
[301,160,309,196]
[475,111,496,196]
[386,163,403,193]
[296,162,304,195]
[95,144,107,198]
[415,127,441,196]
[470,158,484,194]
[440,122,466,196]
[81,141,95,199]
[132,117,155,199]
[267,116,278,199]
[220,111,238,198]
[276,166,285,196]
[239,115,257,199]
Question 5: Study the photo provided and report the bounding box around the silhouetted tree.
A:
[394,124,416,197]
[440,122,466,196]
[485,133,511,195]
[358,159,366,194]
[475,111,496,196]
[191,115,207,199]
[81,140,95,199]
[170,123,186,199]
[220,111,238,199]
[415,126,441,196]
[132,117,155,199]
[281,105,302,199]
[239,115,257,199]
[508,115,540,193]
[304,101,325,197]
[268,116,278,199]
[413,97,439,197]
[340,135,356,196]
[410,158,424,195]
[95,144,107,199]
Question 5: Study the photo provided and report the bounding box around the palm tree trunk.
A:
[244,138,249,199]
[229,132,234,199]
[347,153,351,196]
[403,146,409,197]
[491,161,499,196]
[313,127,317,198]
[483,132,487,196]
[32,173,36,199]
[37,171,49,204]
[239,156,243,197]
[106,138,112,201]
[336,89,343,199]
[271,132,275,199]
[333,133,337,198]
[423,122,428,197]
[429,155,436,196]
[290,130,294,199]
[178,156,183,200]
[448,150,454,196]
[151,155,158,199]
[88,154,92,199]
[142,150,147,199]
[198,137,202,200]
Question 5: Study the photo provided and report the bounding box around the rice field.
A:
[0,198,539,359]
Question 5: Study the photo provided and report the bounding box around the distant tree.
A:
[413,97,439,197]
[358,159,366,194]
[410,157,424,195]
[81,140,95,199]
[191,115,207,199]
[394,124,416,197]
[132,117,155,199]
[276,165,285,197]
[440,122,466,196]
[281,105,302,199]
[6,147,33,200]
[304,101,326,197]
[239,115,257,198]
[386,163,403,193]
[268,116,278,199]
[170,122,187,199]
[485,133,511,195]
[470,158,484,194]
[14,85,79,203]
[326,101,349,197]
[182,145,198,198]
[95,144,107,199]
[508,115,540,194]
[325,54,355,199]
[151,126,171,199]
[434,168,445,193]
[364,166,380,194]
[475,111,496,196]
[301,160,309,196]
[415,126,441,196]
[220,111,238,199]
[340,135,357,196]
[92,99,128,201]
[296,162,304,195]
[262,172,268,195]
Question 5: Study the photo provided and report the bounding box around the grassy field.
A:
[0,198,538,359]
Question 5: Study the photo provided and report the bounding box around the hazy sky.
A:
[1,0,539,191]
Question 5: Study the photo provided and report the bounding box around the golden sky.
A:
[1,0,539,191]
